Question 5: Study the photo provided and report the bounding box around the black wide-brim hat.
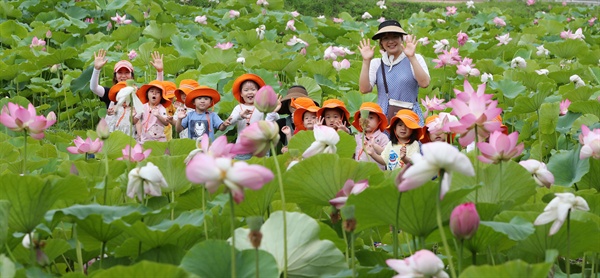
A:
[372,20,408,40]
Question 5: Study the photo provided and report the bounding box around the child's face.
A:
[147,87,162,105]
[428,131,448,143]
[324,109,342,128]
[116,68,132,82]
[394,120,413,141]
[303,111,317,130]
[240,81,259,104]
[181,94,187,102]
[194,96,212,111]
[365,113,381,133]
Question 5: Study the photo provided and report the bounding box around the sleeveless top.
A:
[375,58,425,126]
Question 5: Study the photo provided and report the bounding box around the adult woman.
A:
[358,20,430,125]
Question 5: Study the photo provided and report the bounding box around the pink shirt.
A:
[136,103,168,143]
[354,129,390,170]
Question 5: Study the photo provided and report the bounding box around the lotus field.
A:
[1,0,600,276]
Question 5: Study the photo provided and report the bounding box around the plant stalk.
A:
[436,170,457,278]
[270,142,288,278]
[567,209,571,278]
[229,191,237,278]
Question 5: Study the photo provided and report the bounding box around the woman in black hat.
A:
[358,20,430,125]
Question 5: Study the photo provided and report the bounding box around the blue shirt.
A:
[181,111,224,141]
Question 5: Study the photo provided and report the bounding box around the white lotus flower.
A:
[536,45,549,56]
[127,162,168,201]
[570,74,585,88]
[303,125,339,158]
[519,159,554,188]
[534,193,589,236]
[535,69,549,75]
[480,72,493,83]
[511,57,527,68]
[466,0,475,8]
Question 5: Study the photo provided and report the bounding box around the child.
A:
[176,85,229,141]
[280,105,320,153]
[276,85,311,143]
[377,110,423,171]
[316,99,351,133]
[420,113,457,144]
[174,79,201,139]
[104,81,136,137]
[352,102,390,170]
[133,80,173,143]
[162,81,177,141]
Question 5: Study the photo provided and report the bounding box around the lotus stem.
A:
[351,232,356,278]
[436,170,457,278]
[393,192,402,259]
[22,131,27,175]
[255,247,260,278]
[73,224,84,274]
[270,142,288,278]
[567,209,571,278]
[202,188,209,240]
[103,146,109,205]
[229,191,237,278]
[458,239,464,275]
[342,229,349,264]
[474,125,479,203]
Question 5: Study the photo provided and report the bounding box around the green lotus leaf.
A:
[91,260,188,277]
[461,257,554,278]
[539,102,559,135]
[110,25,141,45]
[0,60,20,81]
[348,179,473,236]
[544,39,588,59]
[103,130,135,159]
[578,158,600,192]
[489,79,526,99]
[302,60,336,80]
[514,71,555,91]
[563,86,595,102]
[509,90,550,115]
[170,35,199,59]
[287,130,356,159]
[232,211,348,276]
[294,77,323,104]
[463,219,525,254]
[198,47,236,66]
[283,55,306,79]
[261,58,292,72]
[180,239,278,278]
[142,22,178,43]
[146,155,191,194]
[0,201,9,251]
[198,71,233,92]
[547,148,590,187]
[163,55,195,75]
[569,100,600,119]
[0,1,22,19]
[318,26,348,40]
[0,20,27,45]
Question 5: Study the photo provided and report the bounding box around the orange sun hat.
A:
[184,86,221,109]
[351,102,387,132]
[316,99,350,121]
[162,81,177,101]
[136,80,171,107]
[175,79,200,103]
[108,81,128,102]
[293,105,320,131]
[232,73,266,104]
[291,97,317,110]
[388,109,424,139]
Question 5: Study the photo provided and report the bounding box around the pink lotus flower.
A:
[324,46,338,60]
[476,130,524,163]
[457,31,468,46]
[333,18,344,23]
[527,0,535,6]
[286,19,296,31]
[444,80,503,147]
[0,103,56,140]
[128,49,137,60]
[106,22,112,31]
[579,125,600,159]
[534,193,589,236]
[229,10,240,18]
[67,136,103,155]
[377,17,386,23]
[303,125,339,158]
[45,30,52,39]
[291,11,300,17]
[533,19,539,25]
[456,57,480,77]
[562,1,567,5]
[446,6,457,16]
[496,33,512,45]
[493,17,506,27]
[254,85,279,113]
[186,153,273,203]
[194,15,207,24]
[118,144,152,162]
[329,180,369,209]
[110,13,132,25]
[362,12,372,19]
[96,118,110,140]
[127,162,168,201]
[214,42,233,50]
[231,121,280,157]
[85,18,94,24]
[333,59,350,71]
[450,202,480,240]
[300,47,307,55]
[397,142,474,199]
[287,36,309,47]
[561,28,585,40]
[256,0,269,6]
[185,134,235,164]
[421,95,446,113]
[386,249,448,277]
[432,47,461,68]
[30,37,46,48]
[426,112,457,136]
[560,99,571,116]
[432,39,449,53]
[589,17,597,26]
[519,159,554,188]
[418,37,430,45]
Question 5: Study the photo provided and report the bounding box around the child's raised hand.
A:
[107,107,115,116]
[241,109,253,119]
[150,51,164,73]
[281,146,289,153]
[335,120,350,133]
[177,109,187,119]
[94,49,108,70]
[281,126,291,136]
[274,95,283,112]
[151,108,160,117]
[399,145,407,159]
[315,116,325,126]
[224,117,232,126]
[365,143,375,155]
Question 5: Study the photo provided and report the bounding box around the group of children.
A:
[94,54,453,169]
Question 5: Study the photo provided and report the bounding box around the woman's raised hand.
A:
[358,39,375,60]
[93,49,108,70]
[150,51,164,72]
[399,34,418,58]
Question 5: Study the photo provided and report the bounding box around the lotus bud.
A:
[449,202,480,240]
[341,205,356,232]
[46,30,52,39]
[96,118,110,140]
[50,64,59,73]
[231,121,280,157]
[247,216,264,249]
[359,109,370,131]
[254,85,279,113]
[330,207,341,224]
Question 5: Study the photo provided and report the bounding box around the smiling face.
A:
[194,96,212,112]
[379,33,404,56]
[303,111,317,130]
[115,68,132,82]
[365,112,381,133]
[323,108,342,128]
[147,87,163,106]
[394,120,413,143]
[240,80,259,104]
